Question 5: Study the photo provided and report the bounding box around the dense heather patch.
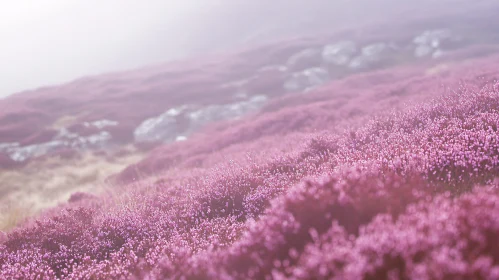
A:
[1,52,499,278]
[3,3,499,276]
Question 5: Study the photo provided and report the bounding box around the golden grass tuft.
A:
[0,145,145,230]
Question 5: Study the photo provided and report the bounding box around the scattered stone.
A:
[322,41,357,66]
[0,143,19,152]
[413,29,453,48]
[413,29,458,58]
[9,141,65,162]
[414,44,433,58]
[134,106,188,143]
[349,43,391,70]
[78,131,112,147]
[175,135,188,142]
[83,119,119,130]
[134,96,268,143]
[284,67,329,92]
[1,129,113,162]
[286,48,322,71]
[187,95,268,131]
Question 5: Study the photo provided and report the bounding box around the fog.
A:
[0,0,224,97]
[0,0,485,98]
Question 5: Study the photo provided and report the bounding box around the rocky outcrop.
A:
[134,95,268,143]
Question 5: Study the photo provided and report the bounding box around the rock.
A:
[187,95,268,131]
[133,106,188,142]
[0,127,114,162]
[286,48,322,71]
[79,131,112,146]
[322,41,357,66]
[283,67,329,92]
[303,68,330,87]
[134,96,268,143]
[414,44,433,58]
[83,119,118,129]
[64,130,112,149]
[413,29,453,47]
[412,29,459,58]
[0,142,19,152]
[348,42,391,70]
[8,141,65,162]
[362,43,389,56]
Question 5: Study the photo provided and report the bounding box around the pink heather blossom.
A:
[3,15,499,279]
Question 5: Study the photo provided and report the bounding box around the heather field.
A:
[2,1,499,279]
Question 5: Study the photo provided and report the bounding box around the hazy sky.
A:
[0,1,223,97]
[1,0,480,98]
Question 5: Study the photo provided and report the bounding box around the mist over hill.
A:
[1,0,491,98]
[2,1,499,278]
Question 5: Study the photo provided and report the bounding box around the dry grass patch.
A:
[0,146,145,231]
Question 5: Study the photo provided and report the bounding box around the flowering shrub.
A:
[3,32,499,280]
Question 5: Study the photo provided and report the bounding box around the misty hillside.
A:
[1,1,499,279]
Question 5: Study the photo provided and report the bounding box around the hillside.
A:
[1,1,499,279]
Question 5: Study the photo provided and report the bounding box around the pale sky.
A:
[0,1,221,97]
[1,0,477,98]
